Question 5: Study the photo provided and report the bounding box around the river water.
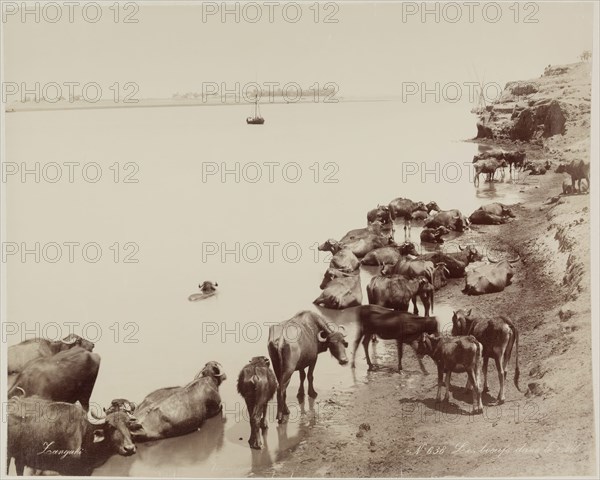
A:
[5,100,522,476]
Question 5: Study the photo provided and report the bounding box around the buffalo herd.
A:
[5,151,589,474]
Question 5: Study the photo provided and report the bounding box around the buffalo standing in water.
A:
[237,356,277,449]
[268,311,348,423]
[132,361,226,441]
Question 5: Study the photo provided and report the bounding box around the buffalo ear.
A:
[467,308,472,317]
[93,429,105,443]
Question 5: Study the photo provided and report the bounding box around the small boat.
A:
[246,98,264,125]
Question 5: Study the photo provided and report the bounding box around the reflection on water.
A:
[6,102,522,477]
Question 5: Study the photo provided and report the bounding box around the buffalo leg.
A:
[396,340,404,371]
[277,370,293,423]
[411,295,419,315]
[436,367,444,403]
[351,332,363,368]
[444,372,452,402]
[495,355,506,404]
[307,360,318,398]
[482,357,490,393]
[260,403,269,430]
[15,458,24,476]
[297,369,306,399]
[467,369,483,413]
[246,399,260,449]
[411,341,428,374]
[362,335,374,370]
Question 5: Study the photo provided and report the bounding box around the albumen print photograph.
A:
[1,1,598,478]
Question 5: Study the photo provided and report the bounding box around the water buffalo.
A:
[473,158,508,186]
[389,198,440,234]
[351,305,439,372]
[463,255,519,295]
[268,311,348,423]
[431,263,450,290]
[317,239,360,273]
[8,334,95,388]
[132,361,226,441]
[420,226,450,243]
[556,160,590,193]
[7,347,101,410]
[360,242,418,266]
[383,258,434,282]
[237,356,277,450]
[469,203,515,225]
[452,309,520,404]
[367,273,433,317]
[424,209,469,232]
[7,396,139,476]
[314,268,362,309]
[419,245,483,278]
[416,334,484,413]
[367,204,393,225]
[474,149,526,173]
[335,221,395,258]
[199,281,218,293]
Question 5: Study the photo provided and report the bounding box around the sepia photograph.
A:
[1,1,598,478]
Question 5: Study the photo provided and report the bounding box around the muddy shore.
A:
[267,64,595,477]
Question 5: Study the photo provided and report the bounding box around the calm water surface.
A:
[5,101,521,476]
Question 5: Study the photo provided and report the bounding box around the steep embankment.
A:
[271,63,594,477]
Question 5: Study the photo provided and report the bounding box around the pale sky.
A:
[2,1,595,99]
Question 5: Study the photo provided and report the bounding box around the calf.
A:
[451,309,520,404]
[352,305,439,372]
[420,226,450,244]
[237,356,277,450]
[416,333,484,413]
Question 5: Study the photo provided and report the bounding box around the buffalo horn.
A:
[87,409,106,426]
[508,254,521,264]
[317,330,328,343]
[61,336,78,345]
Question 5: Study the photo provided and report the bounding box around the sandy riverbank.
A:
[267,63,595,477]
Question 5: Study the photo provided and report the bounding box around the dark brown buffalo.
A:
[416,334,484,413]
[420,226,450,243]
[383,258,434,282]
[419,244,483,278]
[268,311,348,423]
[452,309,520,404]
[132,361,226,441]
[351,305,439,371]
[8,334,94,379]
[389,198,440,233]
[367,273,433,317]
[237,356,277,450]
[7,347,101,410]
[474,149,526,173]
[360,242,418,266]
[367,204,393,225]
[317,239,360,273]
[424,209,469,232]
[556,160,590,193]
[7,396,139,476]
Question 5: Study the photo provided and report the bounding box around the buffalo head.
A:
[451,309,473,336]
[413,201,427,213]
[318,239,342,254]
[61,334,95,352]
[459,245,483,262]
[87,408,138,456]
[426,201,441,213]
[248,356,270,367]
[105,398,137,415]
[502,206,516,218]
[318,326,349,365]
[399,241,418,256]
[416,333,439,357]
[555,164,567,174]
[199,361,227,385]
